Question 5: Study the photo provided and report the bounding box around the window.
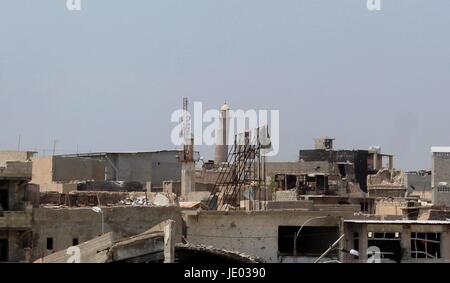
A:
[0,239,8,262]
[338,164,347,178]
[278,226,339,257]
[411,233,441,259]
[72,238,79,246]
[0,188,9,211]
[368,232,402,263]
[46,238,53,250]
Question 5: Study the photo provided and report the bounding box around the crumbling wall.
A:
[367,169,406,197]
[39,191,177,207]
[186,209,355,263]
[375,199,408,216]
[31,206,182,261]
[368,168,404,187]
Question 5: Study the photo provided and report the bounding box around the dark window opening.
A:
[315,175,328,190]
[72,238,79,246]
[275,174,297,190]
[278,226,339,257]
[0,239,8,262]
[353,233,360,259]
[411,233,441,259]
[338,164,347,178]
[0,189,9,211]
[360,202,369,213]
[368,232,402,263]
[46,238,53,250]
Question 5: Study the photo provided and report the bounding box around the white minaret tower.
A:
[214,102,230,164]
[181,97,195,197]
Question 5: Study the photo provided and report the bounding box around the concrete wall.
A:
[432,152,450,188]
[112,151,181,186]
[30,206,182,261]
[0,151,36,167]
[31,157,53,184]
[432,186,450,207]
[0,162,32,179]
[186,209,357,262]
[343,222,450,263]
[52,157,105,182]
[405,173,431,191]
[31,156,105,192]
[61,151,182,187]
[375,199,408,216]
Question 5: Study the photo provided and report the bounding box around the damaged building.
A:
[58,150,185,191]
[0,157,36,262]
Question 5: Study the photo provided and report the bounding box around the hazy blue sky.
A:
[1,0,449,170]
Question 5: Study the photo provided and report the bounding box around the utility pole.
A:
[52,139,57,156]
[17,134,21,151]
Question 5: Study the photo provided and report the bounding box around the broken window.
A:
[46,237,53,250]
[338,164,347,178]
[368,232,402,263]
[411,233,441,259]
[0,239,8,262]
[278,226,339,257]
[0,186,9,211]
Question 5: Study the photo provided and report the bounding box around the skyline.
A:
[2,0,450,170]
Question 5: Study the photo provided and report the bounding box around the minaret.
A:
[214,102,230,164]
[181,97,195,197]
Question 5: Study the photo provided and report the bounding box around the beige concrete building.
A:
[0,151,36,167]
[31,156,106,193]
[343,220,450,263]
[185,204,359,263]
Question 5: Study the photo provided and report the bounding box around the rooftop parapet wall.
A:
[0,151,37,167]
[0,161,32,179]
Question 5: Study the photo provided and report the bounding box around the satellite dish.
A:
[349,249,360,257]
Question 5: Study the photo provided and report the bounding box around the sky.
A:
[1,0,450,171]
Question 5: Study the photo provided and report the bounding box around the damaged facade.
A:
[3,104,450,265]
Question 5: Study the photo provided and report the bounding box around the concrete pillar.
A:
[164,220,176,263]
[441,231,450,260]
[181,162,195,197]
[389,156,394,169]
[146,182,152,193]
[24,248,31,263]
[360,225,368,263]
[373,153,378,170]
[401,226,411,262]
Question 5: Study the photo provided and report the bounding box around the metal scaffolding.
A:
[207,127,270,211]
